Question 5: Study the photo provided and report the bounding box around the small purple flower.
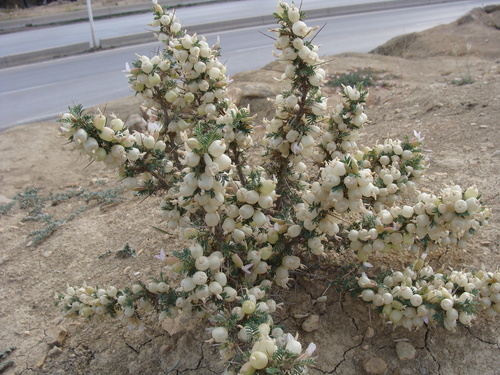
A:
[241,263,253,274]
[148,122,163,134]
[292,142,302,154]
[155,248,166,261]
[305,342,317,356]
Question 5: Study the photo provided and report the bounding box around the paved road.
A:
[0,0,401,56]
[0,0,497,130]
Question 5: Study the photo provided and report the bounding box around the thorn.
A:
[310,23,327,43]
[259,30,276,41]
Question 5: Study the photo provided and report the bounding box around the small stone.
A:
[491,150,500,157]
[363,344,370,350]
[396,341,416,360]
[36,354,47,368]
[316,296,328,303]
[47,346,63,357]
[364,356,388,375]
[365,327,375,338]
[479,125,488,129]
[294,313,310,319]
[227,86,243,106]
[240,84,274,98]
[45,326,67,348]
[302,314,320,332]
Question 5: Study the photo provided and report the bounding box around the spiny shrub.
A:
[55,1,498,373]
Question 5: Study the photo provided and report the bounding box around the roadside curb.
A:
[0,0,469,68]
[0,42,91,68]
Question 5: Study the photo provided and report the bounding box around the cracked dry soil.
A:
[0,5,499,375]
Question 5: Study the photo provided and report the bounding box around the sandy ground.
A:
[0,5,499,375]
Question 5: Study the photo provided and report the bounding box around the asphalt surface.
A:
[2,0,497,130]
[0,0,470,68]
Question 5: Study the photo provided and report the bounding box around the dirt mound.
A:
[371,5,500,59]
